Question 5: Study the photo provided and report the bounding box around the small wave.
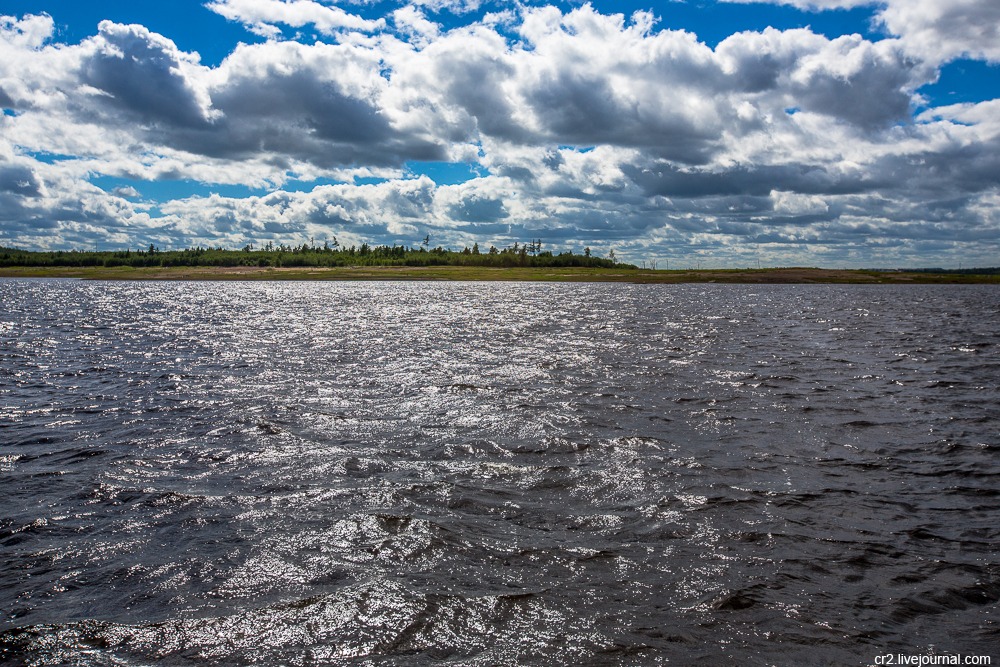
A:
[0,581,566,666]
[890,581,1000,623]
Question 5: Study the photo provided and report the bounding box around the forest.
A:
[0,239,632,270]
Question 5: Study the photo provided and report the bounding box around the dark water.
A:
[1,280,998,666]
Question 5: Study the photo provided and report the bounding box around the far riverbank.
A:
[1,265,998,284]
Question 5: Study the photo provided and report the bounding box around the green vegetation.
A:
[1,243,997,284]
[0,239,627,270]
[0,263,997,284]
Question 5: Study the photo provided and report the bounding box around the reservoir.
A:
[1,280,997,665]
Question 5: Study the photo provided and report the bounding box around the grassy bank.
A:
[1,265,998,284]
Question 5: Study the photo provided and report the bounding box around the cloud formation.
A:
[205,0,385,38]
[0,1,998,267]
[728,0,1000,63]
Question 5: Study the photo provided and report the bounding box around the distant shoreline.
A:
[1,265,998,284]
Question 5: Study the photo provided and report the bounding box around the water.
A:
[1,279,998,666]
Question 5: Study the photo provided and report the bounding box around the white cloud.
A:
[0,4,998,266]
[393,6,441,46]
[879,0,1000,63]
[917,98,1000,129]
[0,154,160,250]
[82,21,218,127]
[205,0,385,38]
[409,0,484,14]
[0,13,54,49]
[723,0,868,8]
[725,0,1000,64]
[0,13,67,111]
[112,185,141,199]
[771,190,830,216]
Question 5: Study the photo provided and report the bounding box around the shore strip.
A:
[0,265,997,284]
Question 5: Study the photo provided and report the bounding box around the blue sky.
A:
[1,0,998,266]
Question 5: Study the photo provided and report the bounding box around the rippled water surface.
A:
[1,279,998,666]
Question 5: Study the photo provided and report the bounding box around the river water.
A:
[1,279,997,666]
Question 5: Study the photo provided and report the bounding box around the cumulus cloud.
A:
[1,5,931,175]
[717,28,925,130]
[205,0,385,38]
[0,12,54,49]
[80,21,218,128]
[0,164,44,198]
[0,155,162,250]
[878,0,1000,63]
[0,2,998,267]
[0,14,62,111]
[409,0,484,13]
[199,39,450,167]
[727,0,1000,64]
[155,176,442,247]
[112,185,141,199]
[393,6,441,46]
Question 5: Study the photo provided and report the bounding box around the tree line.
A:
[0,238,633,270]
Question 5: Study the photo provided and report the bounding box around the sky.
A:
[1,0,998,267]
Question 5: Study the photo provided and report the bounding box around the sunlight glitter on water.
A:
[1,280,998,665]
